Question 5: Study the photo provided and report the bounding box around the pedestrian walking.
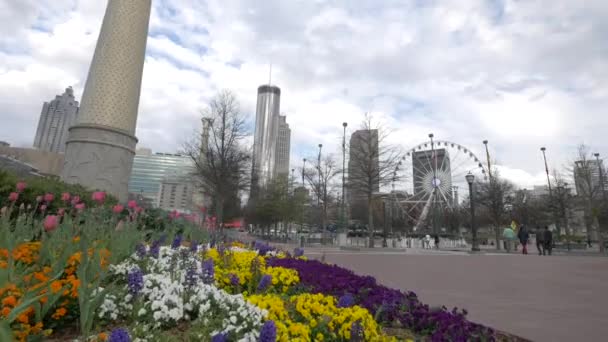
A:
[434,234,440,249]
[535,225,544,255]
[543,226,553,256]
[517,225,529,255]
[502,227,516,253]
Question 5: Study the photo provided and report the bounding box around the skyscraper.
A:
[574,158,607,195]
[61,0,152,201]
[33,87,79,153]
[347,129,379,209]
[251,85,281,191]
[275,115,291,178]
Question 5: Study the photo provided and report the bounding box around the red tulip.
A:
[136,206,144,214]
[75,203,85,211]
[58,208,65,217]
[113,204,124,214]
[16,181,27,193]
[8,192,19,202]
[44,193,54,203]
[91,191,106,204]
[128,200,138,209]
[71,196,81,206]
[61,192,71,202]
[43,215,59,232]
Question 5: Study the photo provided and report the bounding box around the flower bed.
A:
[1,182,501,341]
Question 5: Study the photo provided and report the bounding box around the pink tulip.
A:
[112,204,124,214]
[128,200,138,209]
[44,193,54,203]
[40,204,47,212]
[58,208,65,217]
[8,192,19,202]
[75,203,85,211]
[136,206,144,214]
[43,215,59,232]
[36,195,43,203]
[16,181,27,193]
[61,192,71,202]
[91,191,106,204]
[71,196,81,206]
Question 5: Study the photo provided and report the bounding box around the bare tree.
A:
[477,169,515,250]
[571,144,604,250]
[184,90,250,230]
[348,114,402,247]
[304,154,341,240]
[551,170,575,249]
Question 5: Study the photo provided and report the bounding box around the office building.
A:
[33,87,79,153]
[251,85,280,192]
[275,115,291,178]
[157,178,194,212]
[62,0,152,202]
[574,159,607,195]
[347,129,379,212]
[128,150,195,207]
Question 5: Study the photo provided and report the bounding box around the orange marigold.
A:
[2,295,17,307]
[98,332,108,341]
[51,307,67,320]
[50,280,63,294]
[1,307,10,317]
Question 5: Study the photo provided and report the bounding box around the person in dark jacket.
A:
[543,226,553,256]
[517,225,530,255]
[535,226,544,255]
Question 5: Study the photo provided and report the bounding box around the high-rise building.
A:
[275,115,291,178]
[157,178,194,213]
[251,85,281,192]
[33,87,79,153]
[347,129,379,207]
[574,159,607,195]
[62,0,152,202]
[128,150,194,207]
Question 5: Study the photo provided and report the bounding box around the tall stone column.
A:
[61,0,152,202]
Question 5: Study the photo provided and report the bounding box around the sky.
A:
[1,0,607,190]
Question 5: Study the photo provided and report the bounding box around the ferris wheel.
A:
[391,135,487,232]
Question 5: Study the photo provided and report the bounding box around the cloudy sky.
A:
[1,0,607,189]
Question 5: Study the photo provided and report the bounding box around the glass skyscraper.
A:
[128,150,195,206]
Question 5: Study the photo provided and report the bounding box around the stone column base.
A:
[61,124,138,202]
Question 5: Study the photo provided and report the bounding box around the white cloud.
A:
[1,0,607,190]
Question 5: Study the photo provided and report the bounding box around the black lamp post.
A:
[318,144,323,236]
[466,172,479,251]
[541,147,561,236]
[342,122,348,232]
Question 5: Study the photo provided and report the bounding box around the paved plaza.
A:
[299,248,608,342]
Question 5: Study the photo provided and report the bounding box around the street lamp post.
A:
[541,147,561,236]
[318,144,323,238]
[466,172,479,251]
[483,140,492,180]
[342,122,348,233]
